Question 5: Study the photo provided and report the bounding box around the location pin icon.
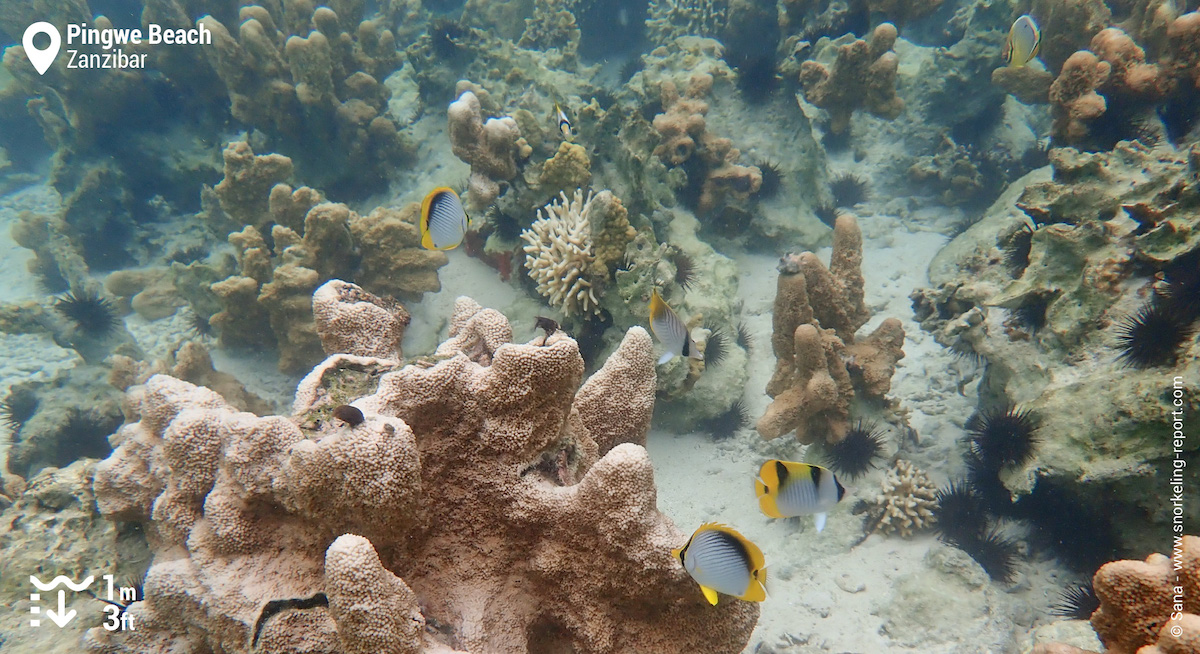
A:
[22,22,61,76]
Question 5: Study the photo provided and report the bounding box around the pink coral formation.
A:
[1033,536,1200,654]
[1049,51,1111,143]
[799,23,904,134]
[758,215,904,444]
[85,292,756,653]
[312,280,410,360]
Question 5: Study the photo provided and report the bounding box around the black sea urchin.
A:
[188,310,215,338]
[0,387,38,435]
[1156,248,1200,322]
[735,321,754,350]
[1016,479,1121,574]
[829,172,869,208]
[951,527,1021,584]
[55,288,121,338]
[966,406,1040,473]
[1010,293,1052,333]
[57,408,121,465]
[755,160,783,199]
[825,420,885,480]
[700,400,749,440]
[703,324,729,367]
[1115,303,1195,368]
[619,56,645,84]
[1002,223,1035,277]
[1051,582,1100,620]
[932,479,989,542]
[814,203,840,229]
[673,251,696,291]
[728,52,779,104]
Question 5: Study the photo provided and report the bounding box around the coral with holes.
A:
[799,24,904,135]
[198,2,410,193]
[1032,536,1200,654]
[521,189,635,317]
[206,142,446,373]
[864,460,939,538]
[312,280,410,361]
[84,295,757,653]
[758,215,904,444]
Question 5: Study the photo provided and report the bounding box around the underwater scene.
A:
[0,0,1197,651]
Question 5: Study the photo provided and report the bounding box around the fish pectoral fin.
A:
[700,585,719,605]
[814,512,827,532]
[658,351,676,364]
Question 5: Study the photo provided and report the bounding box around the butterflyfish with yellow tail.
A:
[554,102,574,140]
[755,460,846,532]
[419,187,469,251]
[649,289,702,364]
[1003,15,1041,68]
[672,523,768,605]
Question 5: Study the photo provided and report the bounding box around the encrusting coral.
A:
[521,188,636,317]
[84,291,757,653]
[863,459,938,538]
[1049,51,1112,144]
[799,23,904,134]
[758,214,904,444]
[1033,536,1200,654]
[312,280,410,361]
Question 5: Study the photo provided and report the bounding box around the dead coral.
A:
[799,23,904,134]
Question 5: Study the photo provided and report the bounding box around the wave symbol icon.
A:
[29,575,94,592]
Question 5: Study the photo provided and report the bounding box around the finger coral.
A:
[85,292,757,653]
[799,23,904,134]
[865,459,939,538]
[758,214,904,444]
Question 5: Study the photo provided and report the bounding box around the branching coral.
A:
[864,459,938,538]
[521,188,635,317]
[758,215,904,444]
[799,23,904,134]
[85,294,757,653]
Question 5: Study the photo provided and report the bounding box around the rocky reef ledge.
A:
[83,282,756,654]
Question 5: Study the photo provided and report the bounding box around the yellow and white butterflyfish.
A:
[419,186,469,251]
[672,523,768,605]
[754,460,846,532]
[649,289,702,364]
[554,101,574,140]
[1003,14,1041,68]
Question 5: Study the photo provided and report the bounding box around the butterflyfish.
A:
[554,102,573,140]
[649,289,702,364]
[754,460,846,532]
[672,523,768,605]
[419,187,469,251]
[1003,15,1041,68]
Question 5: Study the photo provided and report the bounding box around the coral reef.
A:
[798,24,904,135]
[312,280,410,361]
[85,293,757,653]
[521,188,635,317]
[863,459,939,538]
[645,0,729,45]
[448,88,530,210]
[758,215,904,444]
[1033,536,1200,654]
[108,341,274,416]
[1049,51,1112,144]
[198,3,410,195]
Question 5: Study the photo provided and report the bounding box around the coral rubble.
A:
[85,291,757,653]
[758,214,904,444]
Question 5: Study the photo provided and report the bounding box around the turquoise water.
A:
[0,0,1196,652]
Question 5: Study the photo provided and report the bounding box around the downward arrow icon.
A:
[45,590,76,628]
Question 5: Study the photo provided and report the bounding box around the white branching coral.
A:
[522,189,602,316]
[869,459,938,538]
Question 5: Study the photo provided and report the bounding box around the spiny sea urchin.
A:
[188,310,215,338]
[1050,582,1100,620]
[813,203,840,229]
[932,479,989,542]
[673,251,696,291]
[755,160,783,199]
[703,324,729,367]
[54,288,121,338]
[1010,293,1052,333]
[829,172,870,208]
[966,406,1040,473]
[1115,303,1195,368]
[0,387,38,435]
[824,420,885,480]
[699,400,749,440]
[728,51,779,104]
[1002,223,1035,277]
[1016,479,1121,574]
[945,527,1021,584]
[735,321,754,350]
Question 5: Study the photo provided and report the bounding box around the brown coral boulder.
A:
[1091,535,1200,654]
